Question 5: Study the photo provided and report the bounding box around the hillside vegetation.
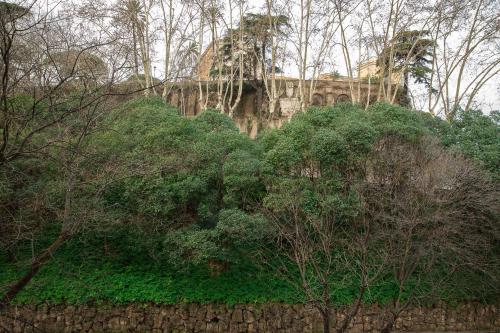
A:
[1,98,498,331]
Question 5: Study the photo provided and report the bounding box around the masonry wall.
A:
[1,303,498,333]
[165,79,382,138]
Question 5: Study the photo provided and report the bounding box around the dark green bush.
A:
[1,98,497,306]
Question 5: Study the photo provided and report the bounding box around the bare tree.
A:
[159,0,200,99]
[306,0,339,104]
[362,135,499,332]
[428,0,499,119]
[0,0,129,309]
[261,0,282,116]
[333,0,360,102]
[226,0,245,117]
[263,177,386,333]
[114,0,156,94]
[296,0,312,111]
[0,95,113,309]
[360,0,498,114]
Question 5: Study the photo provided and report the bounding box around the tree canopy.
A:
[1,98,498,332]
[378,30,434,90]
[212,13,290,81]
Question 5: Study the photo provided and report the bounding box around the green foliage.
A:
[223,150,264,208]
[259,101,498,310]
[0,1,29,20]
[378,30,434,89]
[193,110,239,133]
[366,103,429,141]
[310,129,348,167]
[1,240,300,305]
[1,97,498,308]
[163,209,269,265]
[444,109,499,178]
[90,98,265,264]
[2,236,493,305]
[7,93,34,113]
[213,12,290,80]
[261,102,432,179]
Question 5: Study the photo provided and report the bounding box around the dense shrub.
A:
[1,98,498,307]
[89,97,266,265]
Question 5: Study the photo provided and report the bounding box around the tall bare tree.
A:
[362,136,499,332]
[0,0,129,309]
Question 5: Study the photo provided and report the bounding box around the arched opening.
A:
[336,94,351,104]
[311,93,324,106]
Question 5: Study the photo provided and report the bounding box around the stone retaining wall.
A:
[0,303,498,333]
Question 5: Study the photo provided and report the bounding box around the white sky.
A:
[149,0,499,114]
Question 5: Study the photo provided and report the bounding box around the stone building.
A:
[197,41,216,81]
[358,58,403,83]
[167,45,402,138]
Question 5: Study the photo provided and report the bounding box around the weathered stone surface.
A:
[164,76,383,139]
[0,303,497,333]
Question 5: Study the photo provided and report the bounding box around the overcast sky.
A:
[150,0,499,114]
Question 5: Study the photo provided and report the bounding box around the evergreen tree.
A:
[378,30,434,91]
[213,13,289,81]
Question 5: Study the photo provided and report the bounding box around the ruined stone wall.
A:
[165,79,381,138]
[1,303,497,333]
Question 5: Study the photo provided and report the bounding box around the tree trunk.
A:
[0,232,68,310]
[337,284,366,333]
[380,313,396,333]
[132,25,145,90]
[3,242,16,263]
[322,309,331,333]
[381,320,394,333]
[321,285,332,333]
[256,82,264,116]
[1,165,75,310]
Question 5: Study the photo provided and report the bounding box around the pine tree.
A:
[378,30,434,92]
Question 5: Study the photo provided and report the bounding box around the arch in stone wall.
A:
[312,93,324,106]
[336,94,351,103]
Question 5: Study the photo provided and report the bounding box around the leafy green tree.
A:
[444,109,499,179]
[211,12,289,113]
[260,104,383,333]
[260,102,498,333]
[361,133,498,333]
[0,1,29,22]
[214,13,289,81]
[378,30,434,92]
[93,98,266,267]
